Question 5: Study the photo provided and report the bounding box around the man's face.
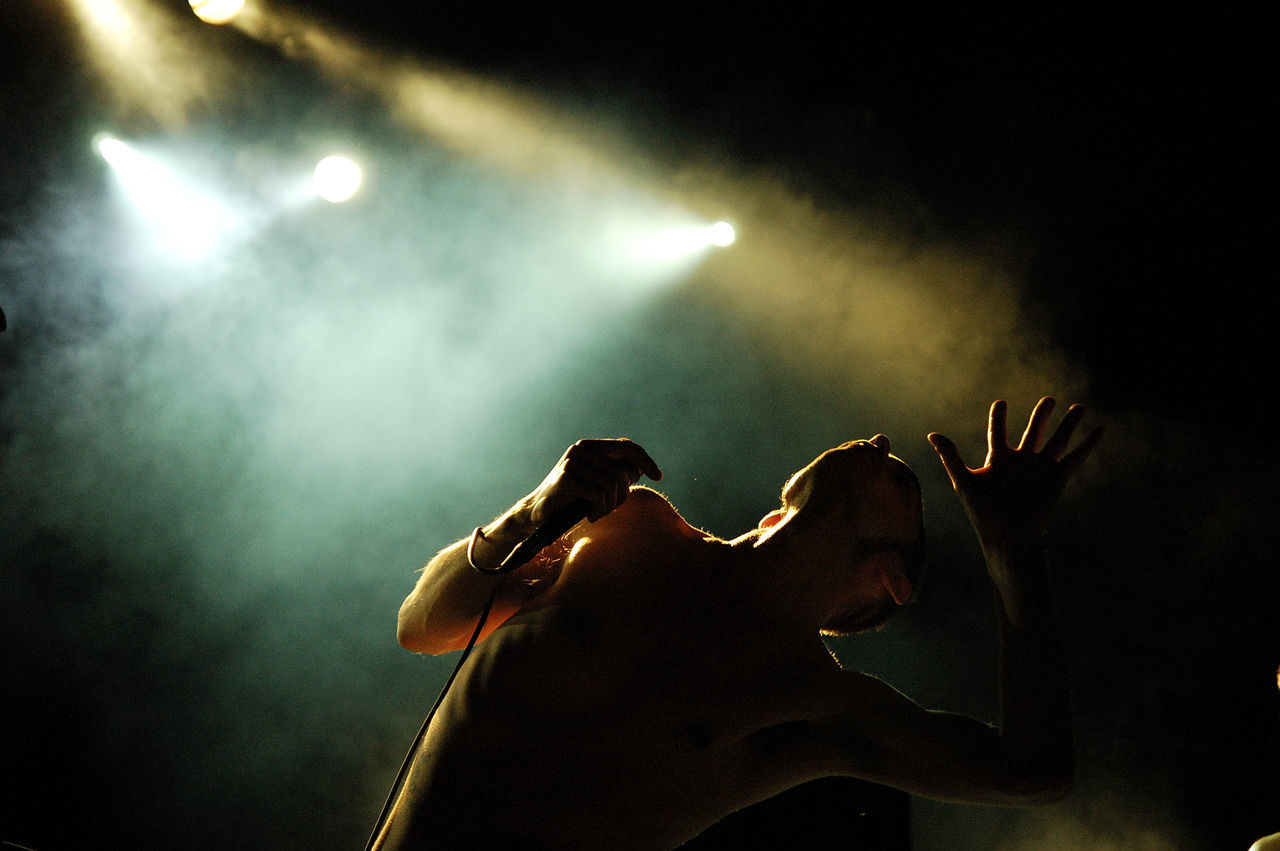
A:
[747,432,921,629]
[759,436,923,633]
[762,435,922,549]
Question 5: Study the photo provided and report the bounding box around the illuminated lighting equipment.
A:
[94,134,133,169]
[312,156,363,203]
[707,221,736,247]
[630,221,736,262]
[93,133,235,259]
[580,213,739,296]
[189,0,245,25]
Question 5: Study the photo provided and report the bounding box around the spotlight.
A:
[312,156,363,203]
[189,0,244,25]
[592,214,739,293]
[634,221,736,261]
[707,221,736,247]
[94,134,132,167]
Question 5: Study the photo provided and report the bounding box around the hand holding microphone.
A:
[476,439,663,573]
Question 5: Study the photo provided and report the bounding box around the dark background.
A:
[3,3,1276,848]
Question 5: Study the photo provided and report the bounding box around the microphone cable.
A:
[363,590,496,850]
[363,506,585,849]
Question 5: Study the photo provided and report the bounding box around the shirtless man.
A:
[374,397,1101,849]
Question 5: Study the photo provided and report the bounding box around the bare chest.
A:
[407,608,843,848]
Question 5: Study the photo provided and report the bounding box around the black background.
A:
[3,3,1277,849]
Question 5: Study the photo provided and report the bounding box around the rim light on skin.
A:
[753,435,925,633]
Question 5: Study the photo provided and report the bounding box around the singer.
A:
[375,398,1101,849]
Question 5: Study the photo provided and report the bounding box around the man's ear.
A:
[875,561,914,606]
[758,509,786,530]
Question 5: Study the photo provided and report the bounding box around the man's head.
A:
[755,435,925,634]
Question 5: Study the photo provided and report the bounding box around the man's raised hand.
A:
[928,397,1102,555]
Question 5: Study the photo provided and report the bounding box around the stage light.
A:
[94,133,235,259]
[707,221,735,247]
[189,0,245,25]
[312,156,362,203]
[580,212,739,295]
[631,221,736,262]
[94,134,132,168]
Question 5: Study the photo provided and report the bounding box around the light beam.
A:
[189,0,245,25]
[67,0,238,129]
[94,133,236,259]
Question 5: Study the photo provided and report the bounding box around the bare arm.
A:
[810,398,1100,804]
[397,438,662,653]
[929,397,1101,801]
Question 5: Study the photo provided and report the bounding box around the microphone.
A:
[496,499,592,572]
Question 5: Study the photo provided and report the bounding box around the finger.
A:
[559,440,662,521]
[581,438,663,482]
[607,439,663,482]
[1041,403,1085,459]
[1060,424,1104,474]
[601,455,646,489]
[571,459,636,520]
[928,432,971,488]
[538,480,605,524]
[1018,396,1056,452]
[565,441,642,487]
[986,400,1009,465]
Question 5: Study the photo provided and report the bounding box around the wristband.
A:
[466,526,488,572]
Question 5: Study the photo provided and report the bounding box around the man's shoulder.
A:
[521,486,710,611]
[578,485,704,548]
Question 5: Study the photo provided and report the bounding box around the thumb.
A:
[928,432,968,487]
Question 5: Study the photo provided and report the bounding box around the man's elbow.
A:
[397,618,426,653]
[397,602,475,654]
[397,601,441,654]
[397,613,424,653]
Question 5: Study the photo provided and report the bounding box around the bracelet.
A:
[466,526,487,572]
[467,523,537,575]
